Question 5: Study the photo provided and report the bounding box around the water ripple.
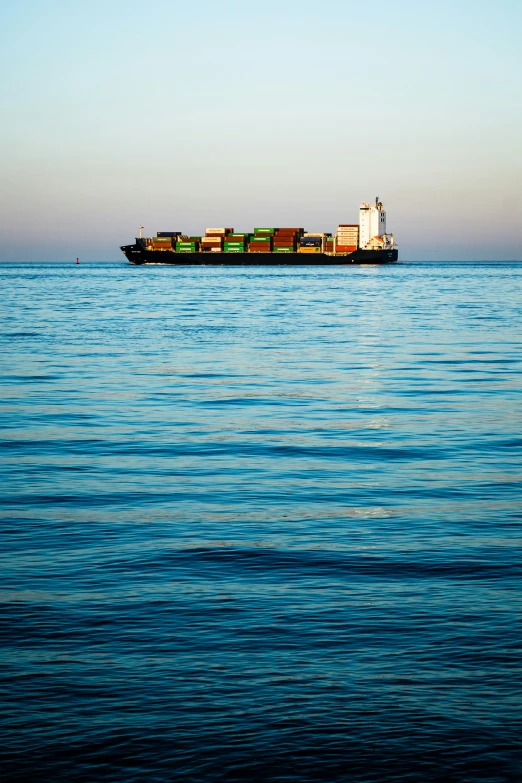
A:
[1,262,521,782]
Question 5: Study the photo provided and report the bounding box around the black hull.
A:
[121,240,398,266]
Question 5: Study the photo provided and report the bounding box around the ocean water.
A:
[1,261,521,783]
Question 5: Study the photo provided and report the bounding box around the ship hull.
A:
[121,241,398,265]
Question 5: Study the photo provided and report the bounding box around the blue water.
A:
[1,261,521,782]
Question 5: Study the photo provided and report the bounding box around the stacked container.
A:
[249,232,272,253]
[201,239,222,252]
[325,235,335,252]
[224,233,245,253]
[147,223,361,256]
[337,224,359,252]
[152,235,174,250]
[202,228,227,253]
[273,227,302,253]
[176,239,199,253]
[299,234,323,254]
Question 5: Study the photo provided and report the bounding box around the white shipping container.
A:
[303,232,326,237]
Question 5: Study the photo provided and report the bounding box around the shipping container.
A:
[254,228,276,234]
[298,247,321,253]
[249,236,271,243]
[273,247,295,253]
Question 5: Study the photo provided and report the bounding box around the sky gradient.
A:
[1,0,521,261]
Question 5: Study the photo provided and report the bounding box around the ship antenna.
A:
[139,225,144,238]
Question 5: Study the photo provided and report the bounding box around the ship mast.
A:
[139,225,144,238]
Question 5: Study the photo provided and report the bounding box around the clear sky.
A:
[1,0,521,260]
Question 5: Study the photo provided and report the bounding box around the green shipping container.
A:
[273,247,295,253]
[254,228,275,234]
[250,236,271,243]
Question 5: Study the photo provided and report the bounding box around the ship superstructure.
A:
[121,198,398,265]
[359,197,395,251]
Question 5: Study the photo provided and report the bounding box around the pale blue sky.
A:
[1,0,521,260]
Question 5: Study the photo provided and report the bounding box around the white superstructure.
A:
[359,197,395,250]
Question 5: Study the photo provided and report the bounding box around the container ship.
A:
[121,198,398,265]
